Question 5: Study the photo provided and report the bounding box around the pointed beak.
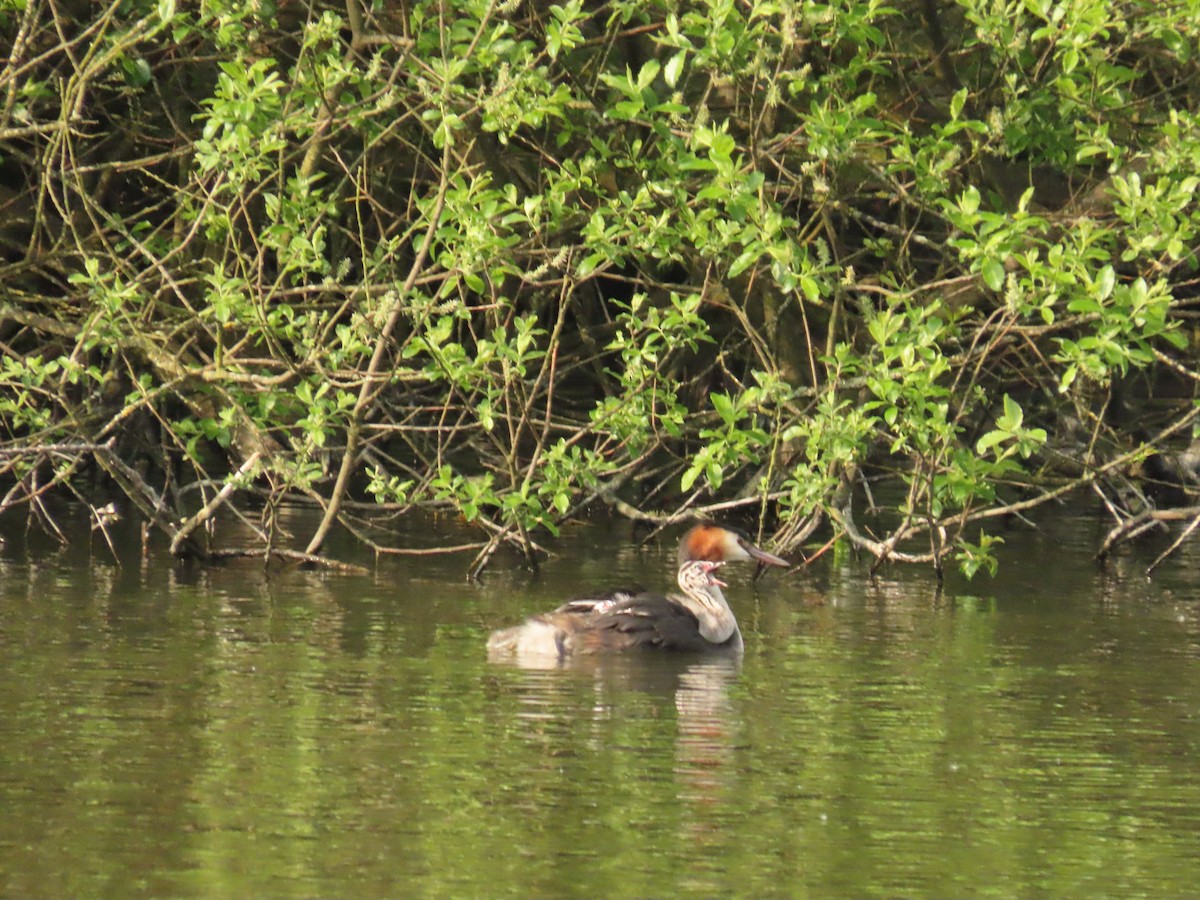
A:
[738,536,789,568]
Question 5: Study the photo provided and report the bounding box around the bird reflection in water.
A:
[490,651,743,829]
[673,656,739,808]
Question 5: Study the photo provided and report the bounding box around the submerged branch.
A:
[170,452,262,556]
[1146,511,1200,576]
[208,546,371,574]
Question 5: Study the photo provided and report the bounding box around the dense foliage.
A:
[2,0,1199,574]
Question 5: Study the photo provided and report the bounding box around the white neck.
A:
[675,567,739,645]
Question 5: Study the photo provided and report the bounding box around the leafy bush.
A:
[1,0,1197,574]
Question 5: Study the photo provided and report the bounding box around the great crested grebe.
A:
[487,524,789,660]
[674,522,790,569]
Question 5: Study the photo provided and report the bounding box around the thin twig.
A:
[1146,510,1200,576]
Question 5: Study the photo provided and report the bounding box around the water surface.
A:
[1,505,1199,897]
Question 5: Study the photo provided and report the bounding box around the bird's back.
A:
[487,591,740,659]
[578,594,738,653]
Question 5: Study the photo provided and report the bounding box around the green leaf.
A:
[635,59,661,90]
[799,274,821,302]
[728,247,760,278]
[707,460,724,489]
[664,51,686,88]
[709,131,736,162]
[949,87,968,120]
[711,392,736,426]
[576,253,605,278]
[1002,394,1023,428]
[959,186,981,216]
[982,258,1005,292]
[608,99,642,120]
[681,464,701,492]
[1062,46,1079,74]
[1162,329,1188,350]
[976,430,1007,455]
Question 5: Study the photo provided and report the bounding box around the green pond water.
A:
[1,505,1199,898]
